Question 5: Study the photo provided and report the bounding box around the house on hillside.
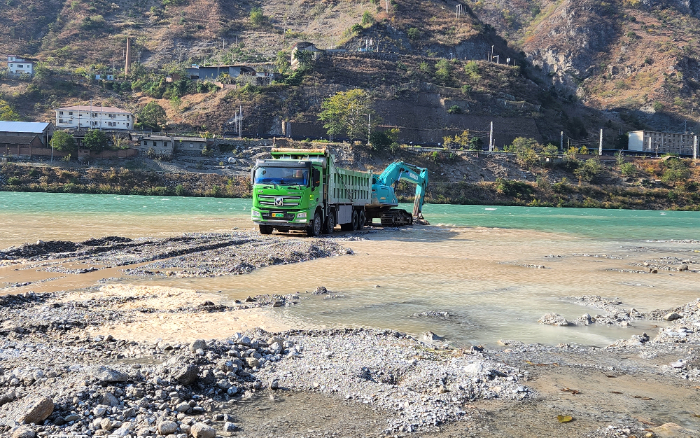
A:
[136,134,209,156]
[0,121,53,147]
[628,130,698,156]
[136,134,175,158]
[290,42,322,70]
[186,65,256,81]
[55,106,134,130]
[0,121,54,157]
[7,56,34,77]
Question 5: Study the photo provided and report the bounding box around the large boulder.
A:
[17,397,54,424]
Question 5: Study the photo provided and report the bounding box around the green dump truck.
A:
[250,148,372,236]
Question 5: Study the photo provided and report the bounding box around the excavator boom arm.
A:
[376,162,429,216]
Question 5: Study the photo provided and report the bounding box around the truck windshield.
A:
[254,167,308,186]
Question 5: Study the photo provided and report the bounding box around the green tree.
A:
[292,50,314,69]
[541,144,559,157]
[661,158,690,185]
[506,137,541,167]
[464,61,480,81]
[249,7,266,27]
[369,128,399,151]
[574,158,603,183]
[620,162,637,177]
[83,129,108,152]
[137,101,167,130]
[434,59,452,84]
[0,99,21,121]
[361,11,374,25]
[275,50,291,74]
[319,89,379,140]
[407,27,421,40]
[51,131,77,152]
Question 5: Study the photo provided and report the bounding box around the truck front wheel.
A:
[259,224,273,235]
[307,211,322,237]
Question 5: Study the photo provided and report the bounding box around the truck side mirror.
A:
[312,169,320,188]
[250,169,255,185]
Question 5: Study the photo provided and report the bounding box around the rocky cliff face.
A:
[523,0,618,89]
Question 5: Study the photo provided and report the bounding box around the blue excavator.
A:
[365,161,429,226]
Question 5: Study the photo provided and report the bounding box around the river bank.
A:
[0,230,699,437]
[2,158,700,210]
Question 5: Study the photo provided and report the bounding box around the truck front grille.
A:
[258,195,301,207]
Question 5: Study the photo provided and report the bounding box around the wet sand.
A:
[0,227,699,436]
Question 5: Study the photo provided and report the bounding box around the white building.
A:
[628,130,697,156]
[55,105,134,130]
[7,56,34,76]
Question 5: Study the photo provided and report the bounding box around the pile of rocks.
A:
[0,321,529,437]
[0,232,349,279]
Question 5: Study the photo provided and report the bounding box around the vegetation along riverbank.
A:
[2,141,699,210]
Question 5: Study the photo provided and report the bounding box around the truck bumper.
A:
[251,208,309,228]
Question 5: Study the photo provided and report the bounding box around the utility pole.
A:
[599,128,603,156]
[694,135,698,160]
[239,105,243,138]
[560,131,564,153]
[385,0,389,13]
[367,113,371,146]
[648,136,652,153]
[489,121,493,152]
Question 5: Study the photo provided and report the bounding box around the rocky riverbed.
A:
[0,232,699,437]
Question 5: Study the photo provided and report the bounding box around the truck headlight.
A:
[252,210,261,217]
[296,212,307,218]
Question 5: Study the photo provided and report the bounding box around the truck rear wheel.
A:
[324,210,335,234]
[351,210,359,231]
[358,211,365,230]
[259,224,273,235]
[307,211,322,237]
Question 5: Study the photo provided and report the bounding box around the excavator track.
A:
[380,209,413,226]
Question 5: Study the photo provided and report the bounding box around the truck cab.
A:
[250,148,371,236]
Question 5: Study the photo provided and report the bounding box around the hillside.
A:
[471,0,700,133]
[2,0,700,143]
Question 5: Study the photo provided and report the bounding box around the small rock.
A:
[11,426,35,438]
[190,422,216,438]
[269,380,279,390]
[245,357,260,368]
[538,313,570,326]
[0,390,16,407]
[223,422,237,432]
[313,286,328,295]
[101,392,119,407]
[176,402,191,413]
[92,366,128,383]
[190,340,207,352]
[157,420,178,435]
[173,364,199,386]
[419,331,444,343]
[664,312,682,321]
[100,418,113,431]
[678,264,689,271]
